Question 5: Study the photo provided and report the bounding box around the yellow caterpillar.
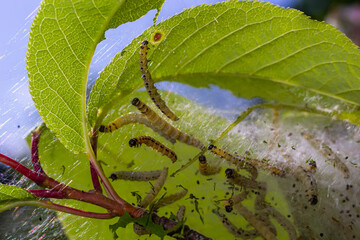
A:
[129,136,177,163]
[198,155,221,176]
[207,145,258,178]
[132,98,205,150]
[208,145,286,178]
[139,40,179,121]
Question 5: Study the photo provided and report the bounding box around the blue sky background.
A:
[0,0,296,159]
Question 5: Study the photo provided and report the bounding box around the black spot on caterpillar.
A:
[198,155,221,176]
[99,113,175,144]
[109,170,162,181]
[139,167,168,208]
[140,40,179,121]
[132,98,205,150]
[129,136,177,163]
[225,168,264,190]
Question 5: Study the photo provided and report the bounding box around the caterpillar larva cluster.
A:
[132,97,205,150]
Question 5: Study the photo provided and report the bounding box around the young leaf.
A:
[0,184,36,212]
[27,0,165,153]
[88,0,360,127]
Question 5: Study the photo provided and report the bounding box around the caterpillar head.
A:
[141,40,149,46]
[207,144,216,150]
[109,174,117,181]
[199,155,206,164]
[225,168,235,179]
[131,98,140,106]
[99,125,106,132]
[223,200,233,213]
[129,138,139,147]
[309,195,318,205]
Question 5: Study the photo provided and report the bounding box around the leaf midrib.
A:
[155,72,360,107]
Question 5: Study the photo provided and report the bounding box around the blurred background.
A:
[0,0,359,239]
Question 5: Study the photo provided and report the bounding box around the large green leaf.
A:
[0,184,36,212]
[27,0,165,153]
[88,0,360,127]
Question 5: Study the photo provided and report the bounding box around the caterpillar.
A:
[253,183,277,236]
[109,170,162,181]
[129,136,177,163]
[176,206,186,222]
[306,160,317,174]
[152,188,188,210]
[295,166,318,205]
[132,98,205,150]
[301,131,349,179]
[208,145,286,178]
[279,161,318,205]
[198,155,221,176]
[225,168,264,190]
[214,210,259,239]
[224,192,248,213]
[207,145,258,178]
[233,202,277,240]
[139,167,168,208]
[268,207,297,240]
[139,40,179,121]
[99,113,176,144]
[223,199,234,213]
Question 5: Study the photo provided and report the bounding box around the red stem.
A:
[31,131,45,174]
[0,153,144,217]
[0,152,211,238]
[89,129,102,193]
[38,200,113,219]
[29,189,66,199]
[0,153,46,185]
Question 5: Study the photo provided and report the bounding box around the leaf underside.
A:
[88,0,360,128]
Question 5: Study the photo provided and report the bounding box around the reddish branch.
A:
[0,128,212,239]
[30,130,44,174]
[89,128,102,193]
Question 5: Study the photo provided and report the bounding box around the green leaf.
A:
[0,184,36,212]
[88,0,360,127]
[27,0,165,153]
